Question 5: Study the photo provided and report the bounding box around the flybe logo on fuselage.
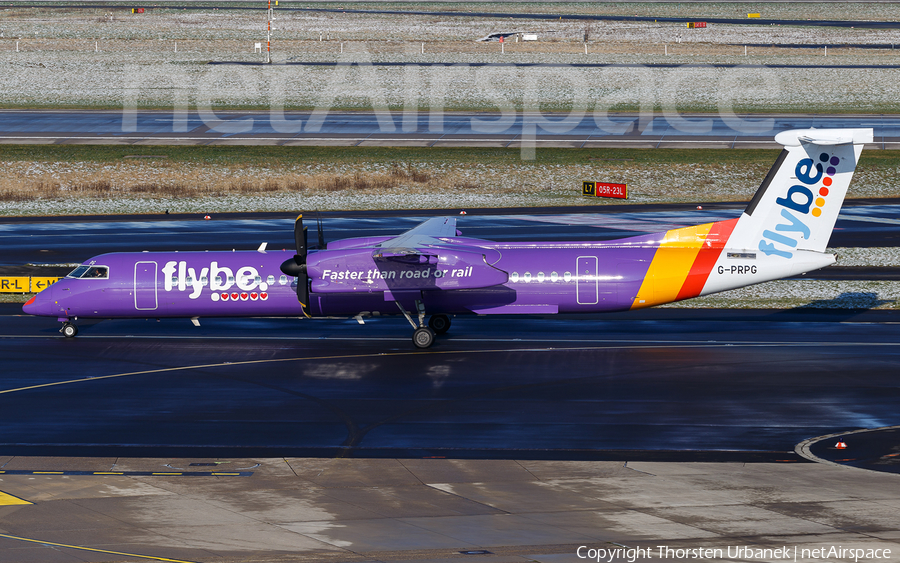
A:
[160,260,284,300]
[758,152,840,259]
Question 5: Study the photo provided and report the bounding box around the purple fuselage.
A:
[24,233,664,321]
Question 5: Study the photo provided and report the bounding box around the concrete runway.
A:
[3,110,900,149]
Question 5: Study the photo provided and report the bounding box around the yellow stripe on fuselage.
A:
[631,223,714,309]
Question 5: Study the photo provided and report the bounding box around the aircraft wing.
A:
[373,217,458,258]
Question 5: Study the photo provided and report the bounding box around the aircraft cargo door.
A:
[576,256,598,305]
[134,261,158,311]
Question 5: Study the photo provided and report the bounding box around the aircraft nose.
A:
[22,286,54,316]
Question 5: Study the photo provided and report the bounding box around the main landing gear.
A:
[60,322,78,338]
[395,300,451,349]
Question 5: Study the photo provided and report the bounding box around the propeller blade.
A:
[296,266,309,308]
[294,214,307,258]
[281,213,311,314]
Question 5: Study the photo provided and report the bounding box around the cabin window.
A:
[279,275,288,285]
[550,271,559,282]
[510,272,519,282]
[255,275,262,284]
[523,272,532,283]
[537,272,545,283]
[563,271,572,282]
[201,276,208,286]
[267,275,275,285]
[227,276,235,283]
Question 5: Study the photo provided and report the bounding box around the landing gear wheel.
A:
[61,323,78,338]
[428,314,451,335]
[412,327,435,349]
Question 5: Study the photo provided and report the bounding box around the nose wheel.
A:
[60,322,78,338]
[413,327,435,349]
[395,300,449,348]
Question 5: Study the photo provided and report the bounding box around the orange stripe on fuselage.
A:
[630,222,713,309]
[675,218,739,301]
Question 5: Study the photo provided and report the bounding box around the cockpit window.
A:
[84,266,109,279]
[66,265,90,278]
[66,265,108,279]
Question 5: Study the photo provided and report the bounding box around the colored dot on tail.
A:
[816,197,825,207]
[820,187,829,196]
[820,153,830,162]
[812,208,822,217]
[826,166,836,175]
[830,156,840,166]
[823,177,833,186]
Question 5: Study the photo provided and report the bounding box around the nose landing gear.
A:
[394,301,450,349]
[60,322,78,338]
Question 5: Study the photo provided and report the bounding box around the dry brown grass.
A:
[0,161,442,201]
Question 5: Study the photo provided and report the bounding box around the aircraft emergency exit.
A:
[24,128,873,348]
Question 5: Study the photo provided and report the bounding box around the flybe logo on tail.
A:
[759,152,840,259]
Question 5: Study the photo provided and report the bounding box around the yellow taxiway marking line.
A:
[151,472,182,476]
[0,491,32,506]
[0,351,431,396]
[0,532,199,562]
[4,342,862,399]
[92,472,124,475]
[32,471,63,475]
[0,349,490,397]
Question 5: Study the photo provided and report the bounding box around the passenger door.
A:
[134,261,158,311]
[576,256,598,305]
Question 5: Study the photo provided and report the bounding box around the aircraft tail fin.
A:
[727,128,872,256]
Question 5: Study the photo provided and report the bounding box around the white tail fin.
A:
[728,128,873,256]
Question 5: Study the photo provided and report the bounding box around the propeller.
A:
[280,214,309,309]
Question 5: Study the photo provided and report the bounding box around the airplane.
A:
[23,128,872,348]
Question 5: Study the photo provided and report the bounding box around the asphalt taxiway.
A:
[4,111,900,149]
[1,206,899,562]
[2,203,900,461]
